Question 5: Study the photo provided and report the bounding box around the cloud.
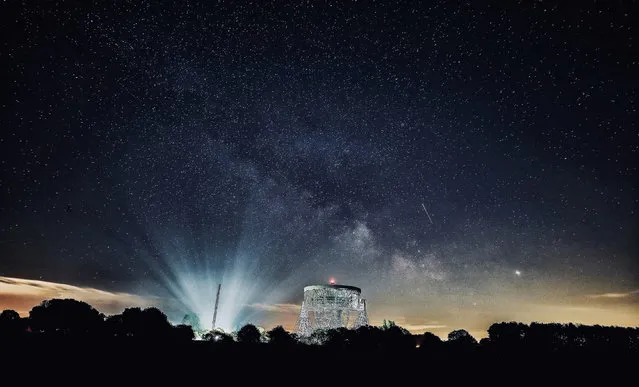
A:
[401,324,448,331]
[585,289,639,305]
[586,290,639,300]
[246,303,301,314]
[368,315,449,335]
[0,276,156,316]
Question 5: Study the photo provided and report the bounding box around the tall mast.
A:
[212,283,221,330]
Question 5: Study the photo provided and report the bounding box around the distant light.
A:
[515,270,522,277]
[329,278,336,285]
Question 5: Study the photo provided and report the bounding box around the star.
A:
[0,1,635,336]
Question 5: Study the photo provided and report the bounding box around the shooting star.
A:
[421,203,433,224]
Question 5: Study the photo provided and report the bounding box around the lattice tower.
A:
[294,283,368,336]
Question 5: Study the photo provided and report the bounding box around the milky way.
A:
[1,1,637,336]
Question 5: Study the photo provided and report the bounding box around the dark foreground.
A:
[3,338,635,385]
[2,302,636,383]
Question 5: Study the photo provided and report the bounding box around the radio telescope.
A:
[293,280,369,336]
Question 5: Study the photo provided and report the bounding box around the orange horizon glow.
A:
[2,275,638,340]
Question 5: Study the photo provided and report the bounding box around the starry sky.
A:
[1,1,637,337]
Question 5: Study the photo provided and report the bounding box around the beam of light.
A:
[117,136,384,333]
[132,177,321,332]
[139,237,269,332]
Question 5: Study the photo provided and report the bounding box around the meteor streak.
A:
[421,203,433,224]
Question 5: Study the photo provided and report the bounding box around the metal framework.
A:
[294,283,369,336]
[212,283,221,330]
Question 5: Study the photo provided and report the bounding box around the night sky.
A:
[1,1,637,337]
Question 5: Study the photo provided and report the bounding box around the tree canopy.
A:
[28,298,104,336]
[1,298,637,360]
[237,324,261,344]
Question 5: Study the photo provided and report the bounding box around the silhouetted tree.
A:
[29,299,104,336]
[308,328,330,345]
[202,329,234,344]
[121,307,143,336]
[447,329,477,351]
[267,325,295,347]
[349,325,378,351]
[0,309,24,338]
[9,296,639,369]
[419,332,443,351]
[171,324,195,342]
[104,314,124,337]
[0,309,20,323]
[527,322,563,352]
[487,322,529,351]
[381,320,397,330]
[324,327,351,349]
[237,324,261,344]
[448,329,477,343]
[308,324,415,352]
[483,322,639,354]
[307,327,353,348]
[382,325,414,351]
[141,307,172,336]
[119,306,172,339]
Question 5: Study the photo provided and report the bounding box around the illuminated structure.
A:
[212,283,221,329]
[294,280,369,336]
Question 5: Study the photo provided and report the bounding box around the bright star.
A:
[515,270,522,277]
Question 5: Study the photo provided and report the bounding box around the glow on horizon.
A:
[0,276,154,316]
[1,276,638,339]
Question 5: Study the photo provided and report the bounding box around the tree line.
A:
[1,298,637,356]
